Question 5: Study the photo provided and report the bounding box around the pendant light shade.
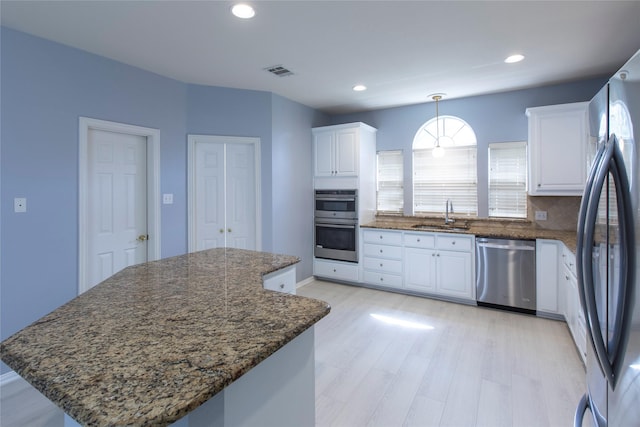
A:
[432,94,445,158]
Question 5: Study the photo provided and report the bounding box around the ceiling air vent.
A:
[264,65,294,77]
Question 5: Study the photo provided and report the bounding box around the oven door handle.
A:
[316,197,356,202]
[315,222,357,229]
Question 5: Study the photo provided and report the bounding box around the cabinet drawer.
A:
[363,257,402,274]
[403,232,435,249]
[436,234,473,252]
[263,266,296,294]
[363,270,403,288]
[314,259,359,282]
[364,243,402,259]
[363,230,403,245]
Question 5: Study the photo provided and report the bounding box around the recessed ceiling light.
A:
[353,84,367,92]
[505,54,525,64]
[232,3,255,19]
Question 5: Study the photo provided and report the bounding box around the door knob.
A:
[137,234,148,242]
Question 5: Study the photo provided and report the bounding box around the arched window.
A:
[413,116,477,215]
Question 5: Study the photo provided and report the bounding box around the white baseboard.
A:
[0,370,19,387]
[296,276,315,289]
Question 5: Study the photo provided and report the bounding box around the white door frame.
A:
[187,134,262,253]
[78,117,161,294]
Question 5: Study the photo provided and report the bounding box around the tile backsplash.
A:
[528,196,581,231]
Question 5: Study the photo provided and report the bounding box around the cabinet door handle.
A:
[280,283,285,289]
[380,263,383,267]
[452,241,456,245]
[437,253,440,257]
[379,235,383,239]
[380,249,383,253]
[417,238,421,242]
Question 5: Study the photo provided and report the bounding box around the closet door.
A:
[189,136,259,252]
[226,142,256,250]
[193,141,226,250]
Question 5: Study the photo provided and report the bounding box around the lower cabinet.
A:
[313,258,360,282]
[403,233,474,300]
[313,228,476,302]
[536,239,561,315]
[263,265,297,294]
[560,245,587,363]
[362,229,403,288]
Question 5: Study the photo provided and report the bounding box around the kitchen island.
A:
[1,248,330,426]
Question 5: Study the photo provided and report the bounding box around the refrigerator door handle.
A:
[577,141,608,314]
[574,394,590,427]
[581,135,636,389]
[582,140,616,384]
[607,135,635,389]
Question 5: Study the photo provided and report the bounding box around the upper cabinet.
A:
[526,102,589,196]
[314,127,358,177]
[313,123,377,184]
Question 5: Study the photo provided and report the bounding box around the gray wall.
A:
[271,94,329,281]
[331,79,607,217]
[1,28,189,375]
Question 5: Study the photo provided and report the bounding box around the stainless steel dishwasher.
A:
[475,237,536,313]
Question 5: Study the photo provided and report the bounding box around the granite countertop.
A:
[362,216,577,253]
[0,248,330,427]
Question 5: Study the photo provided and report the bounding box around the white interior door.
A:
[194,142,226,250]
[226,143,256,249]
[188,135,261,253]
[87,129,148,288]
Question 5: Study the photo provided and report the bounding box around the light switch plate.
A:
[14,197,27,213]
[535,210,547,221]
[162,193,174,204]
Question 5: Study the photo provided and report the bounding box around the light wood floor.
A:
[1,280,585,427]
[297,280,585,427]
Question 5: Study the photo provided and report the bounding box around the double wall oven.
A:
[314,190,358,262]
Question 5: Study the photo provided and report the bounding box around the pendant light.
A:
[432,94,445,158]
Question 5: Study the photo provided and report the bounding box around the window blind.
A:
[413,146,477,215]
[376,150,403,212]
[488,142,527,218]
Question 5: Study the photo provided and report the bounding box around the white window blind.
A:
[376,150,403,212]
[488,142,527,218]
[413,146,477,215]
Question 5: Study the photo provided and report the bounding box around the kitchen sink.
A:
[411,223,470,232]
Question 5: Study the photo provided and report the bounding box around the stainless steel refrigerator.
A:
[575,49,640,426]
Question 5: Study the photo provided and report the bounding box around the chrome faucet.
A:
[445,199,455,224]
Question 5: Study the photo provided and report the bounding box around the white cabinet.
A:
[403,232,475,301]
[536,239,560,315]
[403,233,437,293]
[263,265,297,295]
[314,127,358,177]
[313,258,360,283]
[526,102,588,195]
[434,235,475,300]
[362,230,403,288]
[560,245,587,363]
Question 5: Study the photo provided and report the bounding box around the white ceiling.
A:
[2,1,640,114]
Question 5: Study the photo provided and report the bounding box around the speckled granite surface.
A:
[363,216,577,253]
[0,248,330,427]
